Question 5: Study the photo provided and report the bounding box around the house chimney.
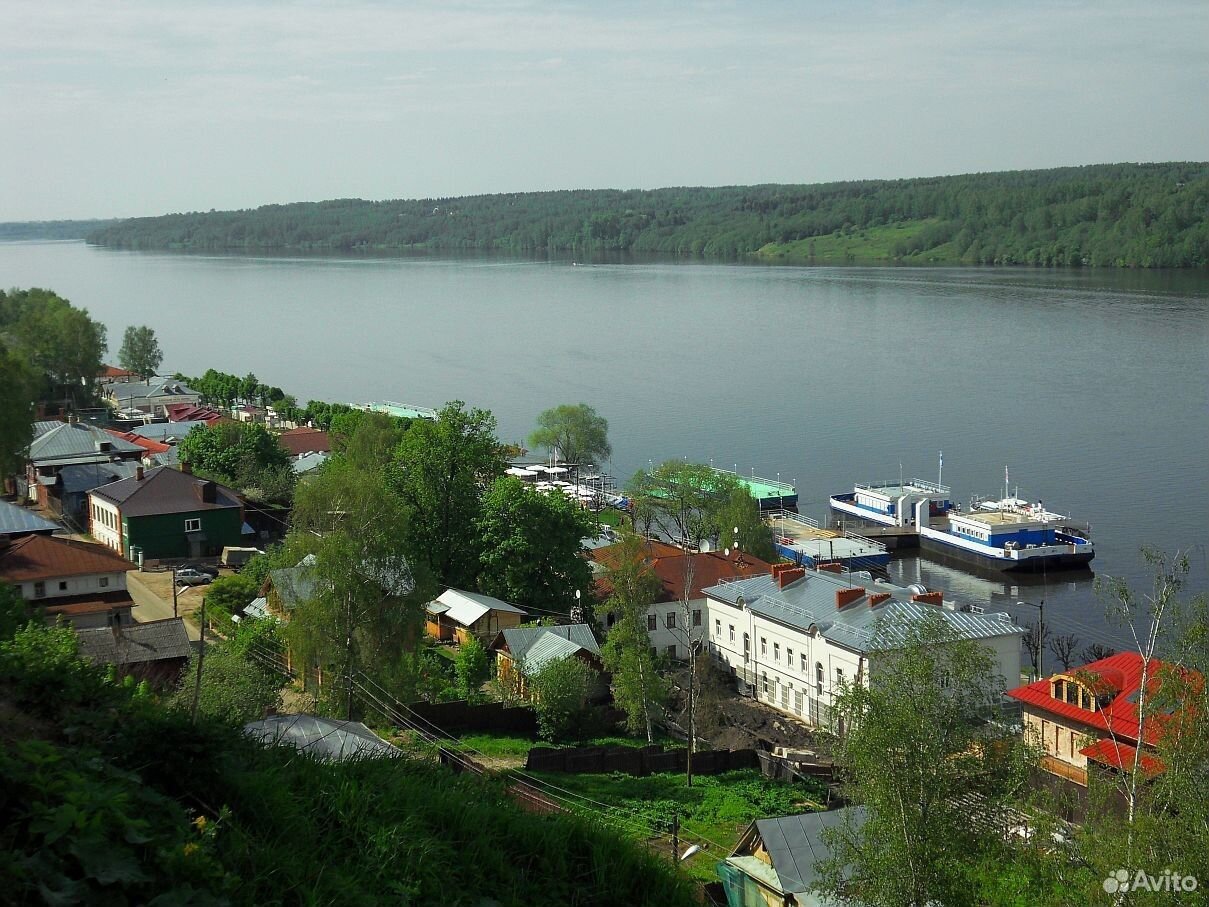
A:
[911,591,944,606]
[835,586,866,609]
[181,461,192,475]
[870,591,892,606]
[777,566,806,588]
[135,465,144,481]
[816,562,844,574]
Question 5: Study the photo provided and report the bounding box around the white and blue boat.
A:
[830,470,1094,573]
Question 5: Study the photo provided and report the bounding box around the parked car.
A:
[181,563,219,578]
[175,568,213,586]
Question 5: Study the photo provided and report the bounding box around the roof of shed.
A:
[430,588,525,627]
[497,624,600,662]
[736,807,866,895]
[244,714,399,761]
[0,500,60,537]
[76,618,192,665]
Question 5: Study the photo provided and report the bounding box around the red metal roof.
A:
[1080,738,1165,778]
[279,427,332,456]
[1006,652,1178,746]
[105,429,172,455]
[0,535,134,582]
[592,540,773,603]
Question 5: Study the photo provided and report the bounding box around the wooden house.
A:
[425,588,526,646]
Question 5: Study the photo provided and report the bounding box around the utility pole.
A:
[346,592,355,722]
[190,595,207,723]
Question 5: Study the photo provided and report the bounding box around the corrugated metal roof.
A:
[705,570,1022,654]
[0,500,60,536]
[59,461,141,494]
[130,420,209,442]
[110,378,199,400]
[29,422,143,463]
[243,714,399,761]
[76,618,192,665]
[748,807,866,896]
[433,587,525,627]
[499,624,600,661]
[521,634,585,673]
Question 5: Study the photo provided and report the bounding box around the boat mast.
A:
[938,450,943,487]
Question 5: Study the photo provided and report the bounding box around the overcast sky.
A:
[2,0,1206,220]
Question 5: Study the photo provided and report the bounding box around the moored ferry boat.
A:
[830,473,1094,573]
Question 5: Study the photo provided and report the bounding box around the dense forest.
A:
[0,219,118,241]
[86,163,1209,268]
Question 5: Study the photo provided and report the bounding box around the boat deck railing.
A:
[711,466,797,494]
[855,478,950,496]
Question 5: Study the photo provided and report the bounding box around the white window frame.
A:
[184,517,202,532]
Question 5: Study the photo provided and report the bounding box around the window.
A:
[781,684,789,707]
[836,667,844,686]
[98,576,109,588]
[666,612,677,630]
[762,673,768,694]
[33,581,45,598]
[650,647,657,659]
[787,647,794,669]
[184,518,201,532]
[666,645,677,657]
[692,609,701,628]
[801,652,807,672]
[743,633,750,654]
[647,614,657,632]
[715,618,721,637]
[729,624,735,643]
[773,642,780,664]
[58,581,68,591]
[816,662,824,694]
[760,637,767,656]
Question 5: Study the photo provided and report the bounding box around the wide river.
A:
[4,241,1207,650]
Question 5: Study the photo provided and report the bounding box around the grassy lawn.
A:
[753,218,962,264]
[522,769,828,883]
[594,508,628,528]
[458,730,677,758]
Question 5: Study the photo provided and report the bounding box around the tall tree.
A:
[286,461,432,715]
[178,422,295,503]
[0,288,107,406]
[712,486,777,562]
[527,403,611,466]
[388,401,505,588]
[0,343,36,478]
[627,460,742,549]
[117,325,163,379]
[816,613,1033,907]
[477,477,595,614]
[599,533,667,742]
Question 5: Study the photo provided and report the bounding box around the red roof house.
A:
[278,426,332,456]
[105,429,172,457]
[1006,652,1192,784]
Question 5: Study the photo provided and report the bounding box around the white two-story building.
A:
[703,564,1024,732]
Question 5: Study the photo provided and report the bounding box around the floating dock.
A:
[766,509,889,572]
[713,467,798,511]
[355,401,438,420]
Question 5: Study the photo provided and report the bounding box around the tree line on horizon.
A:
[84,162,1209,268]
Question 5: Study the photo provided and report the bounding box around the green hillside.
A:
[86,162,1209,268]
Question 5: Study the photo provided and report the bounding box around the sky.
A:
[2,0,1206,221]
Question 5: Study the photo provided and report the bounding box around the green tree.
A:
[529,655,593,742]
[713,486,777,562]
[330,409,411,473]
[388,401,505,588]
[117,325,163,380]
[454,635,490,701]
[170,632,283,724]
[627,460,741,549]
[599,533,667,742]
[0,583,29,641]
[815,613,1033,907]
[286,461,432,716]
[527,403,611,466]
[0,288,107,406]
[477,477,595,614]
[202,574,260,624]
[0,342,37,477]
[178,421,295,503]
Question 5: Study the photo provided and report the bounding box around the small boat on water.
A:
[829,467,1094,573]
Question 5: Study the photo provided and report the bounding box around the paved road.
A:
[126,571,201,641]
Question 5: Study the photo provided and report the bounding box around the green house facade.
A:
[89,465,245,563]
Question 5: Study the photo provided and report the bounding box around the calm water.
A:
[3,241,1207,649]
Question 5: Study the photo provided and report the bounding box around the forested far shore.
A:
[84,162,1209,268]
[0,219,120,241]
